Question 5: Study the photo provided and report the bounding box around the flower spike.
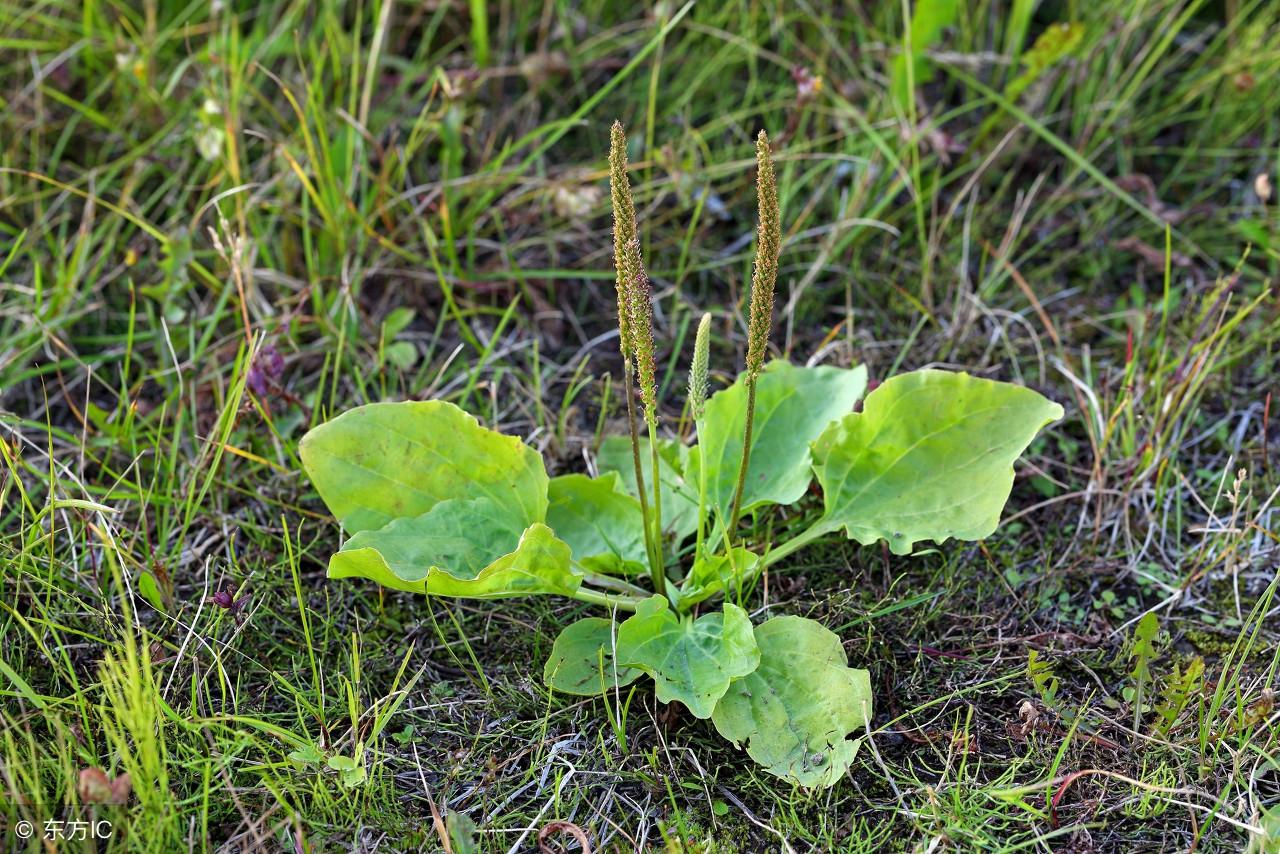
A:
[609,121,639,362]
[608,121,666,596]
[624,238,658,419]
[727,130,782,536]
[746,130,780,380]
[688,312,712,421]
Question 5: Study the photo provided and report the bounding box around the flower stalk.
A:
[689,313,712,560]
[609,121,667,598]
[623,237,666,592]
[727,130,781,537]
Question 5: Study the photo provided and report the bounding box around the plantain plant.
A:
[299,123,1063,788]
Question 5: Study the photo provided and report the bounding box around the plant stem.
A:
[580,570,649,597]
[694,419,708,562]
[623,362,663,593]
[759,517,833,569]
[726,378,758,538]
[570,586,643,612]
[644,418,667,599]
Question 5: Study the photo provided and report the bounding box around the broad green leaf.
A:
[330,518,579,599]
[616,597,759,718]
[675,547,761,610]
[597,435,698,541]
[395,523,576,599]
[325,546,427,593]
[300,401,547,534]
[327,754,367,787]
[326,755,357,771]
[334,496,523,582]
[546,472,648,575]
[689,360,867,525]
[712,616,872,788]
[544,617,643,696]
[812,370,1063,555]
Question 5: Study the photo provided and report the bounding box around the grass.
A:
[2,0,1279,850]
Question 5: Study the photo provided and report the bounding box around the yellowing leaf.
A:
[337,496,523,582]
[300,401,547,534]
[812,370,1063,555]
[330,520,578,599]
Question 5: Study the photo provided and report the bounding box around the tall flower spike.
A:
[609,121,639,362]
[624,238,658,419]
[609,122,664,595]
[726,130,781,538]
[688,313,711,421]
[745,130,780,380]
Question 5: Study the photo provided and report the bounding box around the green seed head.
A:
[745,129,780,381]
[688,313,712,420]
[624,238,658,418]
[609,121,639,362]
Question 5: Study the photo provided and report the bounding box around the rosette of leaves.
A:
[300,363,1060,787]
[299,123,1064,789]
